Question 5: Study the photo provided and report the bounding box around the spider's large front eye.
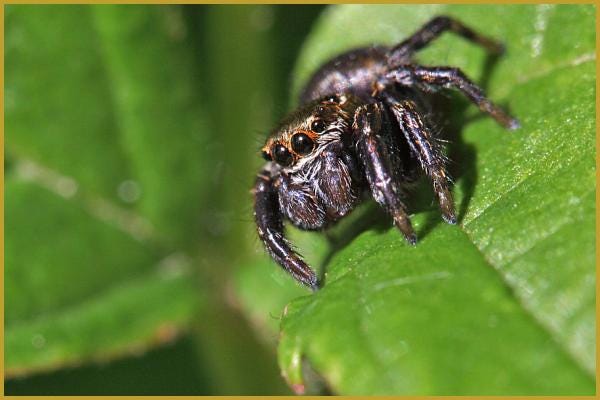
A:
[291,132,315,155]
[273,143,293,166]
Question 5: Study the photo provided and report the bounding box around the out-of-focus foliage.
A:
[5,4,208,378]
[5,4,321,394]
[4,4,595,396]
[278,4,596,395]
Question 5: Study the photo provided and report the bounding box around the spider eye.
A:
[291,133,315,155]
[273,143,293,166]
[261,150,271,161]
[311,119,326,133]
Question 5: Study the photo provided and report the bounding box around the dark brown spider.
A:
[253,16,519,290]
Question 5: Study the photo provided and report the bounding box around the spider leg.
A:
[384,95,456,224]
[253,168,319,290]
[352,102,417,244]
[388,15,504,64]
[385,64,520,130]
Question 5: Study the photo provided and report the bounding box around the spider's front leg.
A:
[384,64,520,130]
[352,103,417,244]
[384,94,456,224]
[253,169,319,290]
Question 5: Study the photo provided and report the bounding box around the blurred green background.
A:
[5,4,596,396]
[5,4,323,395]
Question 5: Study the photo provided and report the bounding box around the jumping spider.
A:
[254,16,519,290]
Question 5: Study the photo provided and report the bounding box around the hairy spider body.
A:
[254,16,519,289]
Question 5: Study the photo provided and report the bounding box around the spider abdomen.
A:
[299,46,390,105]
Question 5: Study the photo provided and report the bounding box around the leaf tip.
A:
[279,332,306,394]
[291,383,306,395]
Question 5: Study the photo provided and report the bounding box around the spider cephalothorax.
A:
[253,16,519,289]
[260,95,364,230]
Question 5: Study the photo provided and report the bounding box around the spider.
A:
[253,16,519,290]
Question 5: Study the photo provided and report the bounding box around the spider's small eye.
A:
[291,133,315,155]
[311,119,327,133]
[261,150,271,161]
[273,144,293,166]
[325,95,340,103]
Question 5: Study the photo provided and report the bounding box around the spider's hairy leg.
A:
[352,103,417,244]
[386,65,520,130]
[388,15,505,64]
[386,96,456,224]
[253,169,319,290]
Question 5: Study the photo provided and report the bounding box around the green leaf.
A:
[6,337,212,395]
[5,6,134,204]
[91,5,214,248]
[6,265,198,378]
[280,4,595,395]
[5,180,200,377]
[6,6,293,392]
[6,5,214,250]
[5,5,210,377]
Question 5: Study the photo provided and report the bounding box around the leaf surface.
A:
[5,180,199,377]
[5,6,133,203]
[4,5,210,377]
[91,5,214,248]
